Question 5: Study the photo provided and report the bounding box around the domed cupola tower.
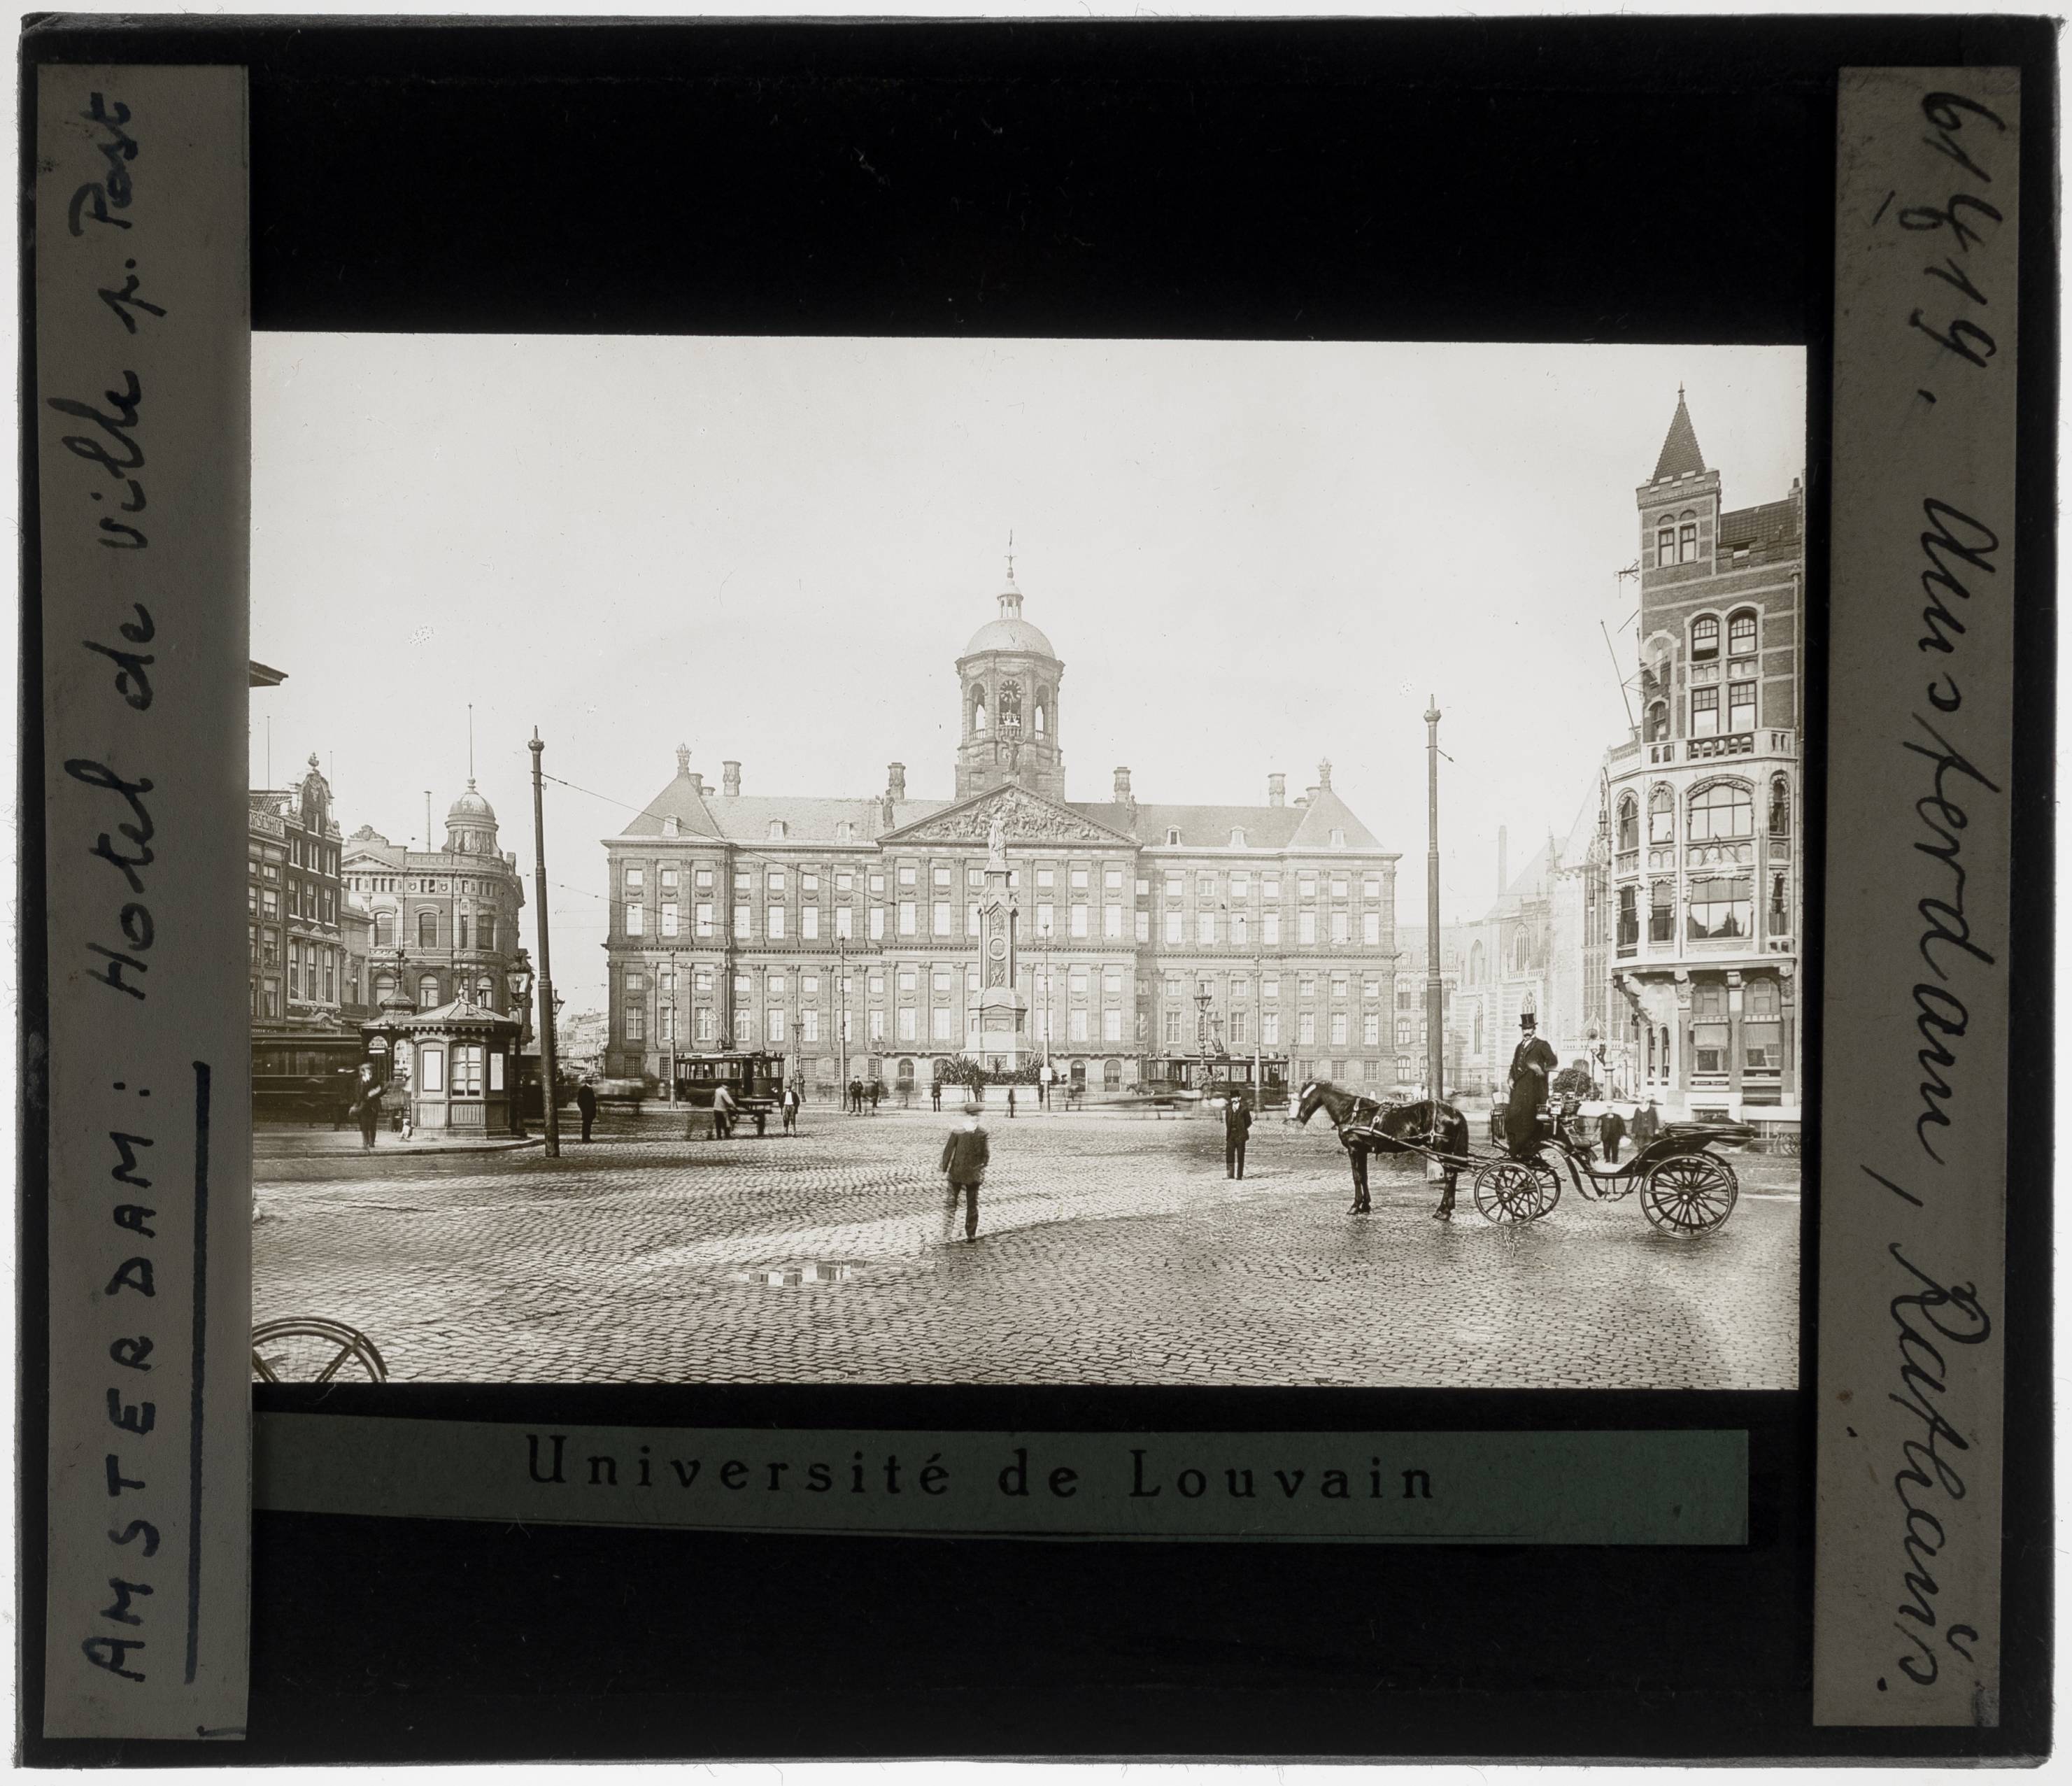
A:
[955,545,1066,802]
[444,779,499,857]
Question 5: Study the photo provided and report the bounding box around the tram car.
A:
[251,1033,371,1125]
[670,1050,786,1119]
[1139,1054,1290,1110]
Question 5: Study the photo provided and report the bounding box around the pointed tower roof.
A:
[1650,385,1707,481]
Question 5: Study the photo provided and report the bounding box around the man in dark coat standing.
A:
[1597,1103,1626,1165]
[350,1065,383,1153]
[1223,1091,1254,1179]
[1504,1013,1559,1157]
[1632,1098,1663,1149]
[940,1098,991,1242]
[575,1079,598,1143]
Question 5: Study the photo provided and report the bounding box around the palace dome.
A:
[447,779,496,823]
[963,575,1056,660]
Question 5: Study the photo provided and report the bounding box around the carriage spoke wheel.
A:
[252,1317,388,1384]
[1641,1154,1738,1234]
[1473,1158,1561,1225]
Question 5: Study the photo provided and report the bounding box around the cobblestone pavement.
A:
[253,1110,1801,1389]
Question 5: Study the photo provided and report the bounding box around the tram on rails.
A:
[1138,1053,1291,1110]
[252,1033,371,1124]
[669,1050,786,1119]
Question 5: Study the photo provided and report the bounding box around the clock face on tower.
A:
[986,935,1008,961]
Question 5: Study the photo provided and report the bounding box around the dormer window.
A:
[663,815,680,837]
[1229,827,1247,849]
[1330,828,1347,848]
[768,820,787,840]
[1166,828,1182,846]
[836,821,855,843]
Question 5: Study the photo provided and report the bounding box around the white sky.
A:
[250,334,1805,1011]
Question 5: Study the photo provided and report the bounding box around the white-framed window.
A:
[1104,866,1123,889]
[768,1009,787,1044]
[1231,911,1248,946]
[1229,828,1246,848]
[1691,614,1720,659]
[898,900,916,935]
[733,904,751,938]
[932,1007,952,1041]
[802,1008,819,1042]
[933,901,951,936]
[768,821,786,840]
[767,905,786,940]
[1102,1008,1122,1042]
[625,867,645,893]
[1164,910,1183,944]
[626,902,645,937]
[1070,905,1088,938]
[661,902,679,937]
[1729,609,1758,655]
[735,1010,753,1044]
[897,1007,916,1041]
[1331,911,1349,944]
[1071,866,1089,889]
[933,864,952,889]
[1198,910,1216,945]
[420,1045,446,1092]
[835,905,853,940]
[869,907,886,940]
[767,869,786,894]
[1070,967,1090,996]
[1729,679,1757,733]
[868,1009,885,1041]
[1104,904,1122,938]
[1262,1012,1279,1044]
[1362,912,1381,944]
[1263,912,1281,945]
[1330,828,1347,847]
[1299,911,1317,944]
[1364,1012,1381,1045]
[1331,1011,1349,1045]
[695,867,714,891]
[898,865,916,888]
[1134,912,1149,942]
[1691,686,1720,736]
[1070,1009,1089,1042]
[802,905,820,939]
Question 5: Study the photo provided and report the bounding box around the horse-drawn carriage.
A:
[1293,1080,1745,1234]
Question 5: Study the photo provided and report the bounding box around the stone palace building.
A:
[602,565,1400,1098]
[1601,390,1804,1121]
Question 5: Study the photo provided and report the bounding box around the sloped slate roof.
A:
[617,768,948,842]
[1651,394,1708,481]
[1072,786,1389,853]
[1717,496,1801,557]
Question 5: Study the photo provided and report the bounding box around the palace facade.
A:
[1601,391,1804,1121]
[602,567,1401,1098]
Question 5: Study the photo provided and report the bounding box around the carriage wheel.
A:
[1641,1154,1738,1234]
[252,1317,389,1384]
[1473,1158,1561,1225]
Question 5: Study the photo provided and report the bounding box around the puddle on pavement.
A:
[732,1262,856,1289]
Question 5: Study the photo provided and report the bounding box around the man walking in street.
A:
[350,1065,383,1153]
[1224,1090,1253,1179]
[930,1077,942,1113]
[781,1082,800,1135]
[713,1082,737,1140]
[868,1078,882,1114]
[939,1098,991,1242]
[1006,1086,1016,1119]
[849,1076,864,1115]
[575,1079,597,1144]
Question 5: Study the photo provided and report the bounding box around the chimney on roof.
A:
[1498,825,1509,896]
[722,760,741,798]
[1317,758,1333,792]
[675,743,691,777]
[1268,772,1286,807]
[1113,765,1132,801]
[689,772,706,795]
[887,762,906,802]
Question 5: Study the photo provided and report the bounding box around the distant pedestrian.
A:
[939,1098,991,1242]
[713,1082,737,1140]
[930,1078,942,1112]
[1633,1098,1662,1148]
[1598,1105,1626,1165]
[1223,1091,1253,1179]
[849,1077,863,1114]
[1007,1086,1017,1119]
[575,1079,598,1144]
[350,1066,382,1153]
[781,1083,800,1135]
[868,1079,882,1114]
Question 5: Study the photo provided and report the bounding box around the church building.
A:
[602,564,1400,1098]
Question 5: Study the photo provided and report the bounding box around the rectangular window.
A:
[1164,910,1183,945]
[1299,874,1317,899]
[802,906,820,940]
[735,1010,753,1044]
[695,867,714,890]
[1227,911,1246,946]
[1331,910,1349,944]
[869,907,886,940]
[1071,866,1089,890]
[897,1007,916,1041]
[420,1047,446,1093]
[898,865,916,888]
[767,905,786,939]
[1070,1009,1089,1042]
[1070,905,1088,938]
[869,874,884,895]
[1263,912,1281,945]
[695,1007,715,1042]
[1299,1012,1316,1044]
[835,872,852,893]
[625,867,645,893]
[1688,875,1752,941]
[1231,872,1251,899]
[661,902,679,937]
[1729,681,1757,732]
[693,902,714,938]
[1104,903,1123,939]
[734,870,752,895]
[1364,1013,1381,1045]
[1198,910,1216,945]
[732,905,751,938]
[1744,1021,1783,1072]
[802,1009,819,1042]
[1692,1022,1729,1075]
[1691,686,1720,736]
[835,905,853,940]
[933,901,951,937]
[626,902,645,937]
[802,871,818,893]
[625,1001,646,1042]
[1331,1012,1348,1045]
[766,869,785,895]
[1102,1008,1122,1042]
[898,901,916,935]
[932,1007,951,1041]
[1299,911,1316,944]
[1036,868,1054,890]
[933,865,951,890]
[1361,912,1379,945]
[868,1009,885,1042]
[1262,876,1280,900]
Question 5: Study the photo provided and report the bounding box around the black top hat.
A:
[1519,1012,1537,1029]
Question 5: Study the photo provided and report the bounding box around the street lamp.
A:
[505,954,536,1136]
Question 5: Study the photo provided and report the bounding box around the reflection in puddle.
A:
[732,1262,854,1289]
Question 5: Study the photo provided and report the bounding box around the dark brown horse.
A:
[1292,1080,1473,1218]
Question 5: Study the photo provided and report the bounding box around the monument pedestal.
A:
[977,985,1030,1076]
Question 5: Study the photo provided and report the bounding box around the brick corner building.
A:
[1601,389,1804,1124]
[602,563,1401,1099]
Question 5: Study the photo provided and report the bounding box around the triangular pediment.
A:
[881,783,1137,849]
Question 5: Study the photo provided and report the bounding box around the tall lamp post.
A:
[1195,981,1216,1103]
[529,728,561,1158]
[835,936,849,1106]
[1423,697,1445,1108]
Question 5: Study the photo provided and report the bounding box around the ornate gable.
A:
[881,783,1135,849]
